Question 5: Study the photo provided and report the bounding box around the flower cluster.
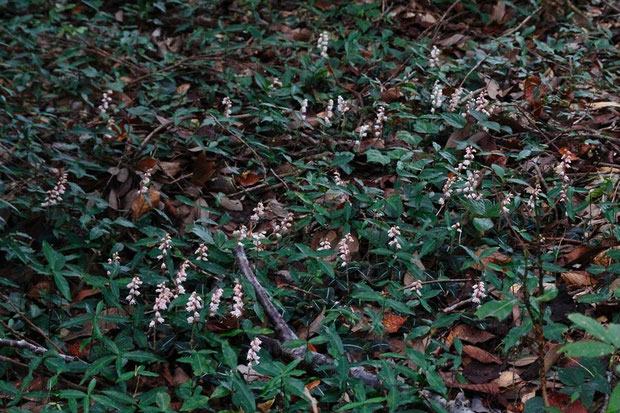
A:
[233,225,248,244]
[526,182,542,211]
[149,282,173,327]
[317,31,329,58]
[428,45,440,68]
[555,151,573,202]
[106,252,121,276]
[273,213,294,239]
[324,99,334,125]
[222,96,232,118]
[173,260,190,297]
[448,87,464,112]
[374,106,387,137]
[209,288,224,316]
[246,336,262,369]
[231,278,244,318]
[194,243,209,261]
[156,233,172,269]
[457,146,476,172]
[337,95,350,114]
[98,90,113,114]
[387,226,401,249]
[408,279,423,296]
[300,99,308,120]
[126,276,143,305]
[438,175,457,205]
[430,81,444,113]
[501,193,513,214]
[139,169,153,195]
[358,124,370,144]
[250,202,265,223]
[456,171,482,201]
[334,171,345,186]
[317,239,332,251]
[42,172,68,207]
[338,233,354,267]
[186,291,203,324]
[471,281,487,306]
[250,230,267,249]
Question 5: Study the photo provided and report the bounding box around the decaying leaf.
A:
[462,345,502,364]
[131,189,161,220]
[238,170,260,187]
[382,312,408,334]
[561,271,598,287]
[494,370,522,387]
[472,248,512,271]
[191,152,216,186]
[442,372,500,394]
[220,196,243,211]
[446,324,496,347]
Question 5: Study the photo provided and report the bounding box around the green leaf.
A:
[425,369,447,396]
[475,298,516,321]
[560,341,614,358]
[413,120,439,134]
[366,149,391,165]
[473,218,494,233]
[567,314,610,344]
[441,113,467,129]
[231,374,255,412]
[607,383,620,413]
[52,272,72,301]
[191,225,214,244]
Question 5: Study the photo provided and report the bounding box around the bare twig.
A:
[139,120,173,149]
[0,338,77,362]
[233,245,382,388]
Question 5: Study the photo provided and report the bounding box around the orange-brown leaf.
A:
[561,271,598,287]
[137,157,158,171]
[131,189,160,220]
[238,171,260,187]
[305,380,321,391]
[446,324,496,347]
[383,313,407,334]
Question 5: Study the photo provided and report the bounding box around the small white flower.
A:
[408,280,423,296]
[139,168,153,195]
[41,172,69,207]
[107,252,121,276]
[439,175,457,205]
[156,233,173,269]
[250,202,265,223]
[246,336,262,369]
[471,281,487,306]
[325,99,334,125]
[97,89,113,114]
[338,233,354,267]
[209,288,224,316]
[173,260,190,298]
[373,106,387,137]
[222,96,232,118]
[526,183,542,211]
[194,243,209,261]
[231,278,244,318]
[501,193,513,214]
[300,99,308,120]
[317,239,332,251]
[430,81,444,113]
[317,31,329,58]
[186,291,203,324]
[555,151,573,202]
[448,87,464,112]
[337,95,350,114]
[125,276,142,305]
[149,282,173,328]
[387,226,401,250]
[428,45,440,68]
[273,213,294,240]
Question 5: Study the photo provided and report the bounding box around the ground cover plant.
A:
[0,0,619,411]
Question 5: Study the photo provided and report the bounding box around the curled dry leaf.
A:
[462,345,502,364]
[238,170,260,187]
[494,370,522,388]
[131,189,161,220]
[382,312,408,334]
[561,271,598,287]
[446,324,496,347]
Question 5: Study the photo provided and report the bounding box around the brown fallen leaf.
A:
[441,372,500,394]
[446,324,496,347]
[191,152,216,186]
[494,370,522,388]
[463,345,502,364]
[380,87,403,103]
[561,271,597,287]
[176,83,190,95]
[472,248,512,271]
[137,157,158,171]
[220,196,243,211]
[131,189,161,220]
[238,170,260,187]
[383,313,408,334]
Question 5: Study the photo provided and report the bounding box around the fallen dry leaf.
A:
[463,345,502,364]
[382,312,408,334]
[586,101,620,109]
[494,370,522,387]
[191,152,216,186]
[446,324,496,347]
[137,157,158,171]
[561,271,598,287]
[472,248,512,271]
[442,372,500,394]
[131,189,161,220]
[220,196,243,211]
[176,83,190,95]
[238,170,260,187]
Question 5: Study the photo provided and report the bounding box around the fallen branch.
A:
[0,338,77,362]
[233,245,382,389]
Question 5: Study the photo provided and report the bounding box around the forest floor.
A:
[0,0,619,412]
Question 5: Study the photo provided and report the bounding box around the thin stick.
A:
[139,121,173,149]
[233,245,382,388]
[0,338,77,362]
[458,56,488,89]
